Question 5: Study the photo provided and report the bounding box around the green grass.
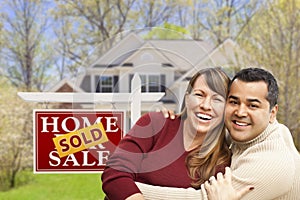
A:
[0,171,105,200]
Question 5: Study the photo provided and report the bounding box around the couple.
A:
[102,67,300,200]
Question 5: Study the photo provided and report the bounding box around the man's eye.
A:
[250,104,259,108]
[229,100,237,105]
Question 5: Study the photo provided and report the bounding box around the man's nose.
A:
[235,104,248,117]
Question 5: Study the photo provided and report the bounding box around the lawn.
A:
[0,171,105,200]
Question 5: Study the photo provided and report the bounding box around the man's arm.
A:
[135,182,204,200]
[229,122,295,199]
[204,167,253,200]
[136,128,294,200]
[136,168,253,200]
[125,193,145,200]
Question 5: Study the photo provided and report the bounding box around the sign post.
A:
[18,74,165,173]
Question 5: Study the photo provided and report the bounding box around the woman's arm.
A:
[102,113,163,200]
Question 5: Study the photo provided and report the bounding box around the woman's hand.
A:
[203,167,254,200]
[156,107,176,119]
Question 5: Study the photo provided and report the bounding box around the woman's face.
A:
[185,75,226,135]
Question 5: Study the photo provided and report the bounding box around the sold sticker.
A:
[53,123,109,158]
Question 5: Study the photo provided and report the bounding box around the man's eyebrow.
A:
[228,95,262,104]
[228,95,238,100]
[247,98,262,104]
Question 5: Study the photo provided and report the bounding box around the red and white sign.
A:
[33,109,124,173]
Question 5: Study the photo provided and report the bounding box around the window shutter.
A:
[160,74,166,92]
[113,76,119,92]
[129,74,134,92]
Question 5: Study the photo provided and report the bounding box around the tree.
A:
[0,0,54,91]
[52,0,136,71]
[143,23,190,39]
[0,76,35,190]
[130,0,178,28]
[238,0,300,149]
[189,0,261,44]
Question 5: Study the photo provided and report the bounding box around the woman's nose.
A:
[200,97,212,110]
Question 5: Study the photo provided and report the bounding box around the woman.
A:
[101,67,231,200]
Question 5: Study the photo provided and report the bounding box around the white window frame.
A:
[96,75,114,93]
[140,74,161,93]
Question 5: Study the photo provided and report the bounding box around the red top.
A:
[101,112,227,200]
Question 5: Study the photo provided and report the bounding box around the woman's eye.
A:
[194,93,203,97]
[214,98,223,102]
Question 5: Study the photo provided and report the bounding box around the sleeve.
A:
[133,124,295,200]
[134,149,294,200]
[101,112,164,200]
[279,123,299,154]
[231,140,295,199]
[136,182,205,200]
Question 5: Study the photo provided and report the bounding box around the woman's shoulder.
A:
[133,112,182,137]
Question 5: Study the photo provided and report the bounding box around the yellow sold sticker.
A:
[53,123,109,158]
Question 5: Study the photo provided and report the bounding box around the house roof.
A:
[169,38,239,89]
[89,32,215,72]
[48,33,241,94]
[89,32,144,67]
[149,39,214,71]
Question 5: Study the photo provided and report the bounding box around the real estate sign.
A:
[33,109,124,173]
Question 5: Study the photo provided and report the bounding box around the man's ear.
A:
[269,104,278,123]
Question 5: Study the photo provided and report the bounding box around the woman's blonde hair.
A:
[179,67,231,188]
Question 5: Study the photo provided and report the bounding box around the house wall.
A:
[119,65,174,90]
[87,65,175,96]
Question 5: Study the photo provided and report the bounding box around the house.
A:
[48,32,241,127]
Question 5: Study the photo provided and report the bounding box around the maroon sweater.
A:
[101,112,227,200]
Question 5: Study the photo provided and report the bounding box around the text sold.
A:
[52,123,109,158]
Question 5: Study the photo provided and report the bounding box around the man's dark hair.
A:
[230,68,279,109]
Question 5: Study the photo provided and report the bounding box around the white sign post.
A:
[130,73,142,126]
[18,74,165,128]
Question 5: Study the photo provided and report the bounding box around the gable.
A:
[46,78,84,93]
[122,42,175,71]
[90,32,144,67]
[56,83,74,92]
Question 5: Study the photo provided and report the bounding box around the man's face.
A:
[225,79,278,142]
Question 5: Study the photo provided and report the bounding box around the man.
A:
[204,67,300,199]
[136,68,300,199]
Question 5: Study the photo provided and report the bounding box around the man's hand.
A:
[203,167,254,200]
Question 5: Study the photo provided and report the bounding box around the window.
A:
[130,74,165,93]
[96,75,119,93]
[148,75,160,92]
